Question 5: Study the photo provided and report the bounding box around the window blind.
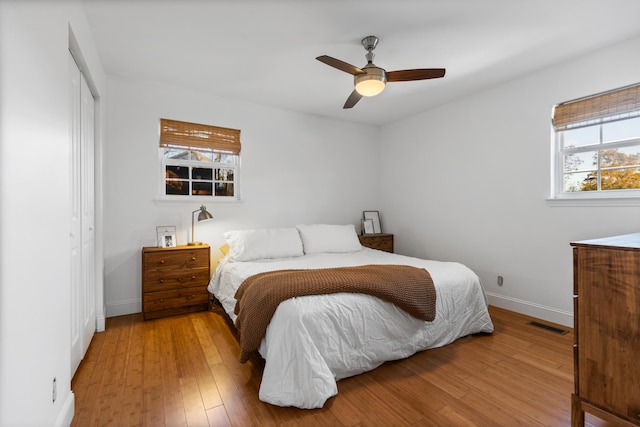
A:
[159,118,241,155]
[553,83,640,130]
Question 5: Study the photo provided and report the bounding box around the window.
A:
[552,83,640,199]
[159,118,241,200]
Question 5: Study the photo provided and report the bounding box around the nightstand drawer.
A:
[143,286,209,312]
[143,268,210,293]
[143,249,209,271]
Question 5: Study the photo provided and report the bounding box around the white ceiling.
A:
[82,0,640,126]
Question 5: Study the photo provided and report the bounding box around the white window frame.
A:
[552,120,640,200]
[549,84,640,205]
[157,118,242,202]
[158,145,241,201]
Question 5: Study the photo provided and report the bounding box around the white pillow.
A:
[296,224,362,254]
[223,227,304,261]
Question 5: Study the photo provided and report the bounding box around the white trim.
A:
[96,309,106,332]
[486,292,573,327]
[106,298,141,317]
[159,147,241,201]
[550,111,640,199]
[69,24,106,356]
[154,197,244,206]
[54,392,74,427]
[546,196,640,207]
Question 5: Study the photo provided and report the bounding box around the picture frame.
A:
[156,225,177,248]
[361,218,375,235]
[363,211,382,234]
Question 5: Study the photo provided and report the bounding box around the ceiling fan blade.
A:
[387,68,446,82]
[343,90,363,109]
[317,55,365,75]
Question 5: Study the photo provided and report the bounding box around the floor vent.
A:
[528,321,568,335]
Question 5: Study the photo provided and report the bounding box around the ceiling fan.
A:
[316,35,445,109]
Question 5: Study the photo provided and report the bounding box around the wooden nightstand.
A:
[358,233,394,253]
[142,245,210,320]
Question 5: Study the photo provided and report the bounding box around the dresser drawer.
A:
[143,268,210,293]
[143,248,209,271]
[143,286,209,312]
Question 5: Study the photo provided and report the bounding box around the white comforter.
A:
[208,247,494,409]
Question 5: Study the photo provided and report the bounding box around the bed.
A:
[208,224,494,409]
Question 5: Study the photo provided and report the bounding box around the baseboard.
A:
[96,314,106,332]
[106,298,140,318]
[106,294,573,326]
[96,304,107,332]
[485,292,573,328]
[54,391,74,427]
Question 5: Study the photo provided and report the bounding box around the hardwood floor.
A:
[71,305,616,427]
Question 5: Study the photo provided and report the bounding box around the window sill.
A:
[154,197,244,206]
[546,196,640,207]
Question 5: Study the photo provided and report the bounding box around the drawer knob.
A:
[192,275,196,280]
[160,259,165,264]
[192,257,196,261]
[159,279,164,283]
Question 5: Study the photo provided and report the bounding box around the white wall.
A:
[0,1,106,426]
[379,35,640,326]
[103,76,379,316]
[104,34,640,326]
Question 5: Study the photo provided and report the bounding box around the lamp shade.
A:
[197,208,213,222]
[189,205,213,246]
[355,66,386,97]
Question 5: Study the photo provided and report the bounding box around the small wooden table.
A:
[358,233,394,253]
[141,245,210,320]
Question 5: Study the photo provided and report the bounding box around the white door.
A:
[69,51,96,375]
[69,52,82,374]
[80,68,96,359]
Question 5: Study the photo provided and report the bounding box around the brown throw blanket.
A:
[233,264,436,363]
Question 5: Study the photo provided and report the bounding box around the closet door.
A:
[70,52,82,374]
[80,67,96,359]
[69,51,96,375]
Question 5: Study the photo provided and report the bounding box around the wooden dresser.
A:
[358,233,394,253]
[142,245,210,320]
[571,233,640,427]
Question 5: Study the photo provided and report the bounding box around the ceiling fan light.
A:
[355,79,385,96]
[354,67,386,97]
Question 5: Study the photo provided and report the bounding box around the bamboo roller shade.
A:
[553,83,640,130]
[160,118,241,155]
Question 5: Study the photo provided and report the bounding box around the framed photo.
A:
[361,218,375,235]
[156,226,177,248]
[363,211,382,234]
